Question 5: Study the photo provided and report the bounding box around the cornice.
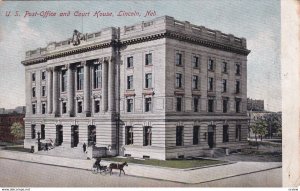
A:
[164,31,250,56]
[22,31,250,66]
[21,41,114,66]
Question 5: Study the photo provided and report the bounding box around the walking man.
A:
[83,142,87,153]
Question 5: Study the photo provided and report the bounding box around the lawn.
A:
[2,145,31,153]
[103,157,226,169]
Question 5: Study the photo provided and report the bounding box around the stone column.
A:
[108,58,115,112]
[53,67,59,116]
[102,60,108,112]
[67,64,74,116]
[47,68,53,114]
[83,61,91,116]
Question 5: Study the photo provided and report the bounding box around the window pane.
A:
[94,64,102,89]
[194,97,199,112]
[176,53,182,66]
[145,53,152,65]
[127,57,133,68]
[176,126,183,146]
[145,73,152,88]
[176,97,182,112]
[176,73,182,88]
[193,126,199,145]
[193,56,199,68]
[32,73,36,82]
[208,99,214,112]
[77,67,84,90]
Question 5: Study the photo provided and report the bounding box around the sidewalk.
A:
[0,150,282,184]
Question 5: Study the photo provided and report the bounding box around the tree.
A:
[250,117,268,149]
[10,122,24,140]
[263,112,282,138]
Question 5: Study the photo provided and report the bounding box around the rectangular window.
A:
[145,97,152,112]
[223,99,228,113]
[222,79,227,92]
[223,125,229,142]
[32,73,36,82]
[61,70,67,92]
[127,99,133,112]
[176,126,184,146]
[41,71,46,80]
[143,126,152,146]
[193,126,199,145]
[94,100,100,113]
[125,126,133,145]
[42,86,46,97]
[208,77,214,91]
[236,81,240,93]
[223,62,228,73]
[41,125,45,140]
[42,103,46,114]
[127,75,133,90]
[77,67,84,90]
[145,73,152,88]
[208,58,214,71]
[208,99,214,112]
[192,56,199,68]
[77,101,82,113]
[31,125,36,139]
[32,103,36,114]
[176,73,183,88]
[145,53,152,65]
[94,64,102,89]
[193,97,199,112]
[127,56,133,68]
[32,87,36,97]
[192,75,199,90]
[176,97,182,112]
[176,53,182,66]
[236,64,241,75]
[62,102,67,114]
[236,99,241,113]
[236,125,241,141]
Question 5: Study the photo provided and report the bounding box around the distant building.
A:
[21,16,250,160]
[0,106,26,114]
[247,98,264,111]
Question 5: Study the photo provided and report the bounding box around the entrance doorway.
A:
[56,125,63,146]
[71,125,79,148]
[88,125,96,146]
[207,125,216,148]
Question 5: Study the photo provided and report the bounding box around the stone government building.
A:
[22,16,250,160]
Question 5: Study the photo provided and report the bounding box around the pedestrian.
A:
[45,143,48,151]
[83,142,86,153]
[94,158,101,171]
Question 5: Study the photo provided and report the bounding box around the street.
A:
[0,158,281,187]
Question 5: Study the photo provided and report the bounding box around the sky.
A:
[0,0,281,112]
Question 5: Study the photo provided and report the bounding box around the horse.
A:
[109,162,128,176]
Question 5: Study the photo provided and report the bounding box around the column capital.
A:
[46,67,53,72]
[104,56,111,63]
[81,60,87,66]
[67,63,76,69]
[53,66,60,72]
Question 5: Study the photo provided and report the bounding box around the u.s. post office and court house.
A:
[22,16,250,160]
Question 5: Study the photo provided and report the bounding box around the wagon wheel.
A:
[91,167,98,174]
[100,167,109,176]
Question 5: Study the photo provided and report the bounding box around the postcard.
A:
[0,0,293,188]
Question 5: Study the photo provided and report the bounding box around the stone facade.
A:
[22,16,250,160]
